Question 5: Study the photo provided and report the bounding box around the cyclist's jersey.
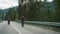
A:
[21,16,25,21]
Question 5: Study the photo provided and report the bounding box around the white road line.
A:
[11,22,22,34]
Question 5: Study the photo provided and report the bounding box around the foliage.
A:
[6,8,19,21]
[5,0,60,22]
[54,0,60,22]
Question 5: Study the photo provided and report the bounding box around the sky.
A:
[0,0,18,9]
[0,0,53,10]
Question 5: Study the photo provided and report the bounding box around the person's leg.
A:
[22,20,24,27]
[8,20,10,25]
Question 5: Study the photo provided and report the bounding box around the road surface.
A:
[0,21,60,34]
[0,21,19,34]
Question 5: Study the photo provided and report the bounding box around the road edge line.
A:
[11,22,22,34]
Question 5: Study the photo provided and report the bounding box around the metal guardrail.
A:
[17,20,60,27]
[24,21,60,27]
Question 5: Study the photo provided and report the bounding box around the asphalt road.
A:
[0,21,18,34]
[0,21,60,34]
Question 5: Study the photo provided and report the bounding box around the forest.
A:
[2,0,60,22]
